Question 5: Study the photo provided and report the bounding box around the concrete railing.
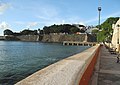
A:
[15,45,101,85]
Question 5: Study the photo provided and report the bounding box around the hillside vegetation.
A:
[4,24,86,36]
[43,24,86,34]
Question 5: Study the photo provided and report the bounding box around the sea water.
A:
[0,41,90,85]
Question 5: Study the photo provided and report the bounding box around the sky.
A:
[0,0,120,35]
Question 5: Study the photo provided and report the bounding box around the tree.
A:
[4,29,13,35]
[70,27,80,33]
[91,29,99,34]
[97,17,119,42]
[33,30,38,35]
[20,29,37,35]
[43,26,50,34]
[42,24,85,34]
[97,30,106,42]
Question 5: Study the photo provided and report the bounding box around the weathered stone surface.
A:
[42,34,96,43]
[4,34,97,42]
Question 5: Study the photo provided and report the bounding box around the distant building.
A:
[111,18,120,51]
[86,27,98,34]
[73,24,86,31]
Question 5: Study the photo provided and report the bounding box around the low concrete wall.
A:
[15,45,100,85]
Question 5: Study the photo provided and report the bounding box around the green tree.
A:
[42,24,85,34]
[33,30,38,35]
[91,29,99,34]
[4,29,13,35]
[43,26,50,34]
[97,17,119,42]
[20,29,37,35]
[70,27,80,33]
[97,30,106,42]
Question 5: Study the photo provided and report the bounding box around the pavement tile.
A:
[98,46,120,85]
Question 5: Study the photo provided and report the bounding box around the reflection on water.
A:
[0,41,90,85]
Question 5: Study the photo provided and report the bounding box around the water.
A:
[0,41,90,85]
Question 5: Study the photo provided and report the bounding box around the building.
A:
[86,27,99,34]
[111,18,120,51]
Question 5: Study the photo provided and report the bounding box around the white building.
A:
[111,18,120,51]
[86,27,98,34]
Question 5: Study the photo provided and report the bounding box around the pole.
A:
[99,10,100,29]
[98,7,101,30]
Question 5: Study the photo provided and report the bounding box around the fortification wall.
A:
[4,34,97,42]
[42,34,96,42]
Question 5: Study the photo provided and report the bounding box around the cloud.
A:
[27,22,38,28]
[0,3,11,15]
[37,13,86,27]
[14,21,39,28]
[36,4,59,19]
[36,4,86,26]
[36,4,61,22]
[37,16,50,20]
[0,22,11,29]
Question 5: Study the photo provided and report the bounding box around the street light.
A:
[98,7,101,30]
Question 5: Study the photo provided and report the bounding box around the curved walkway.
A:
[91,45,120,85]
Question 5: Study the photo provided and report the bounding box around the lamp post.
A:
[98,7,101,30]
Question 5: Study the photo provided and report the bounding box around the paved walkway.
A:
[91,45,120,85]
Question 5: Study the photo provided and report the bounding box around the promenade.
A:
[91,45,120,85]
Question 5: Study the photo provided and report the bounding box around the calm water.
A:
[0,41,90,85]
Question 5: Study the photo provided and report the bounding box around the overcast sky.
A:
[0,0,120,35]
